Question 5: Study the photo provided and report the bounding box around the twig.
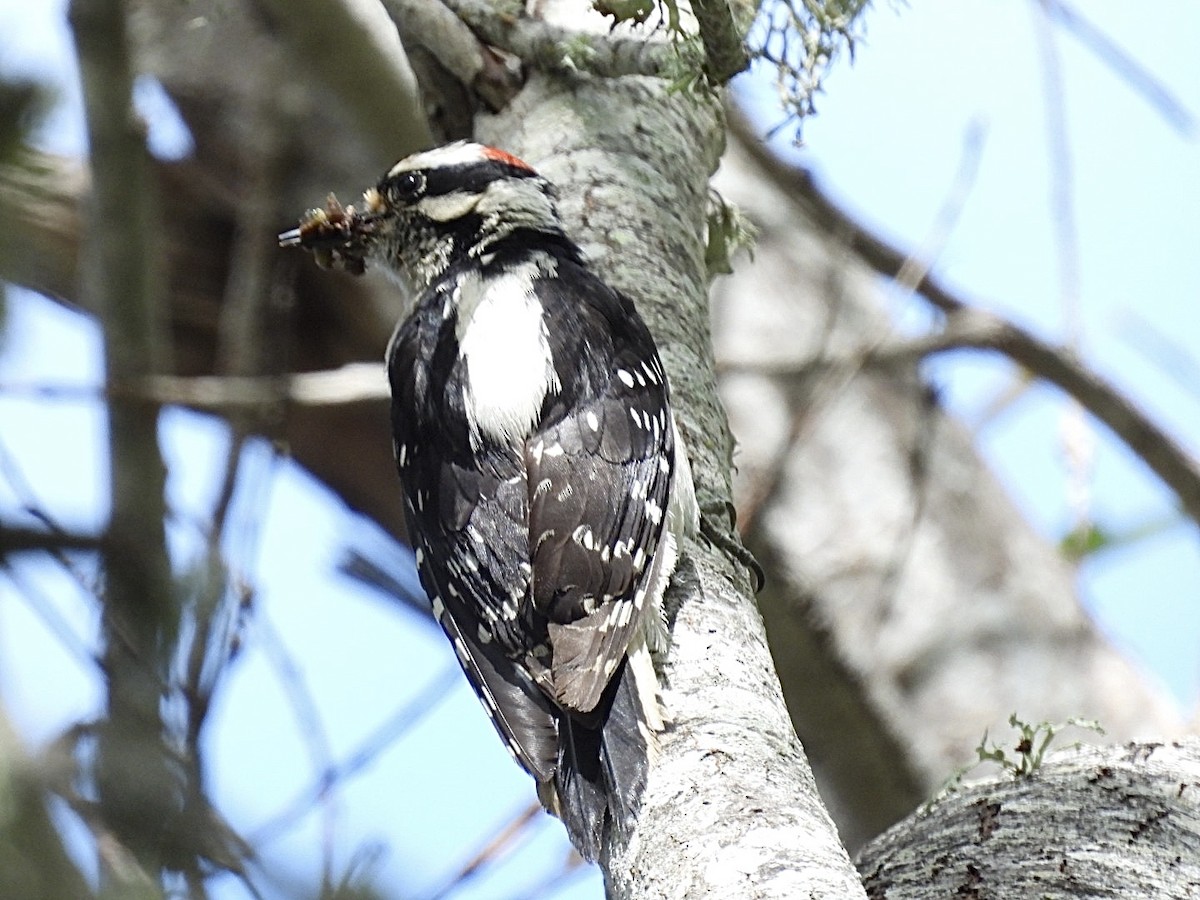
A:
[1031,2,1082,341]
[249,664,460,845]
[1032,0,1094,536]
[733,118,986,537]
[0,562,101,672]
[496,848,587,900]
[0,435,103,595]
[426,802,542,900]
[0,363,390,410]
[1042,0,1195,136]
[1118,310,1200,403]
[726,306,1200,529]
[892,118,987,296]
[249,610,338,846]
[730,111,1200,531]
[338,545,436,621]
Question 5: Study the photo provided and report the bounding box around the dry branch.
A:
[733,117,1200,532]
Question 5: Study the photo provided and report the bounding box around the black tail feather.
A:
[551,658,651,861]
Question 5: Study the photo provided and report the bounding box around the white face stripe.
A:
[387,142,536,177]
[417,191,482,223]
[389,142,488,175]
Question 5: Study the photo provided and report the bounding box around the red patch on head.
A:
[482,146,537,174]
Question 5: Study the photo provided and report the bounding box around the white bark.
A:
[858,739,1200,898]
[478,68,865,897]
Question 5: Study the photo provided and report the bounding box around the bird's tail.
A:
[543,642,663,861]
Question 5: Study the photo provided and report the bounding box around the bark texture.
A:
[858,739,1200,898]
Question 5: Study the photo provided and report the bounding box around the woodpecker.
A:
[280,142,696,860]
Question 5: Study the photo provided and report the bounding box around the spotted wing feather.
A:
[389,303,559,781]
[525,273,675,714]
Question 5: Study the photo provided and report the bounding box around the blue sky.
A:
[0,1,1197,898]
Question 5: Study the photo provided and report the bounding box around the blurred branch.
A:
[0,713,93,900]
[0,156,84,303]
[68,0,180,882]
[426,802,543,900]
[213,78,287,388]
[250,0,433,158]
[734,117,984,537]
[1031,2,1081,340]
[1119,309,1200,403]
[0,364,389,409]
[0,76,50,164]
[0,523,103,554]
[0,562,100,673]
[1032,0,1093,535]
[891,117,986,296]
[1042,0,1196,136]
[731,109,1200,532]
[0,148,410,544]
[250,665,460,846]
[382,0,487,86]
[251,609,339,884]
[338,544,434,620]
[726,304,1200,530]
[176,89,292,875]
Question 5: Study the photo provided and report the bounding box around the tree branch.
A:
[382,0,486,87]
[249,0,433,158]
[693,0,751,83]
[0,364,389,410]
[732,114,1200,532]
[477,65,864,894]
[0,523,104,554]
[68,0,180,879]
[440,0,673,78]
[858,739,1200,897]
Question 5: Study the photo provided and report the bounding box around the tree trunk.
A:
[472,52,863,895]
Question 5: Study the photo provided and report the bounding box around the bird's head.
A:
[280,142,565,289]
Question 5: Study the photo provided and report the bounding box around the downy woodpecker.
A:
[281,142,696,860]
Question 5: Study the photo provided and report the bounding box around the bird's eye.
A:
[386,171,426,204]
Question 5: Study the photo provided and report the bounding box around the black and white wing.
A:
[388,303,560,783]
[524,268,676,714]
